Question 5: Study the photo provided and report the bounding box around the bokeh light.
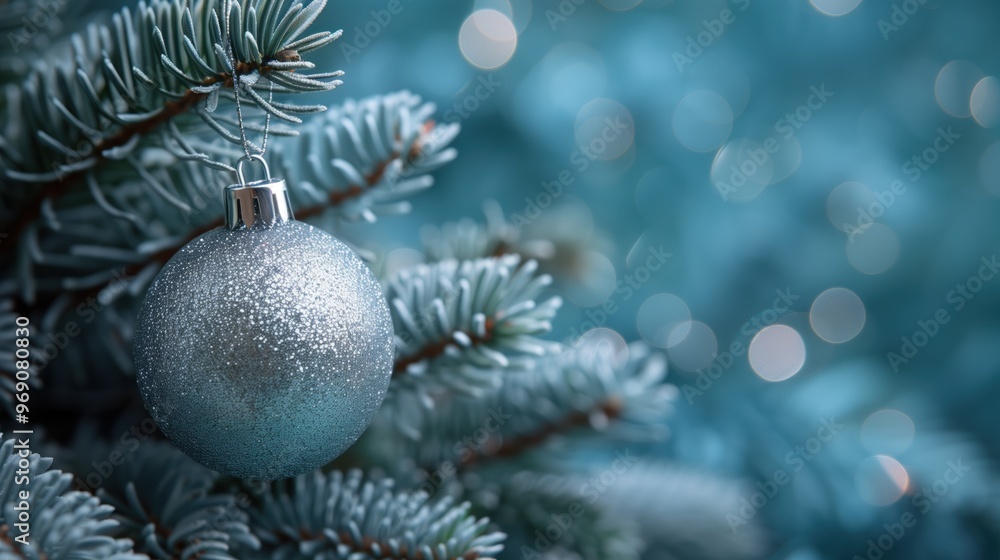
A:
[667,321,717,371]
[575,327,630,370]
[767,134,803,185]
[855,455,910,506]
[473,0,531,33]
[809,287,866,343]
[459,9,518,70]
[861,410,916,456]
[826,181,876,232]
[637,293,691,348]
[749,325,806,382]
[673,91,733,153]
[934,60,983,117]
[711,138,774,202]
[809,0,864,17]
[575,98,635,161]
[826,181,877,232]
[562,250,617,307]
[971,76,1000,128]
[846,223,900,275]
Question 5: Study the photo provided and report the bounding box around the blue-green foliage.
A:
[0,0,772,559]
[0,435,143,559]
[244,469,505,559]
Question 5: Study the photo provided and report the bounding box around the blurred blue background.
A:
[322,0,1000,558]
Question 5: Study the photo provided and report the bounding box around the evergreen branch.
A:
[127,93,451,260]
[457,398,626,472]
[242,469,505,560]
[272,90,459,223]
[0,91,457,399]
[419,202,617,288]
[0,435,143,560]
[583,463,768,560]
[0,0,341,255]
[392,342,674,467]
[1,91,451,315]
[420,201,519,263]
[495,471,645,560]
[385,255,562,386]
[54,437,260,560]
[484,464,766,560]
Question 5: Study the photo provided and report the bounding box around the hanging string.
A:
[224,0,272,160]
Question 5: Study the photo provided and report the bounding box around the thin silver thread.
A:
[225,0,272,161]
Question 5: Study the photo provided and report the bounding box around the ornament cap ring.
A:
[235,153,271,186]
[225,155,294,230]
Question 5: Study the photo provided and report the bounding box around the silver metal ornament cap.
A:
[225,154,294,230]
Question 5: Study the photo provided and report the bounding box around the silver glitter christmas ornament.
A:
[134,156,394,480]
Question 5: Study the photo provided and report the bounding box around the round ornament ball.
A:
[134,164,394,480]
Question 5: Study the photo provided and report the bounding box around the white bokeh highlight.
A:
[935,60,983,118]
[459,10,518,70]
[667,320,717,371]
[861,409,916,456]
[673,91,733,153]
[809,0,863,17]
[637,293,691,348]
[575,327,630,370]
[749,325,806,382]
[711,138,774,202]
[810,287,866,343]
[971,76,1000,128]
[846,223,900,275]
[855,455,909,506]
[576,98,635,161]
[826,181,876,232]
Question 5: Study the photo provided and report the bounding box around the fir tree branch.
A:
[456,397,626,472]
[420,201,520,263]
[243,469,505,560]
[0,92,458,403]
[494,471,645,560]
[53,436,259,560]
[124,112,441,284]
[392,314,496,377]
[582,463,768,560]
[1,92,453,316]
[0,0,342,258]
[381,342,674,468]
[271,90,459,222]
[0,435,144,560]
[386,255,562,384]
[7,58,301,233]
[419,201,617,288]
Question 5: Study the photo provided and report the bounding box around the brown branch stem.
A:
[456,397,625,471]
[392,317,496,377]
[4,60,276,259]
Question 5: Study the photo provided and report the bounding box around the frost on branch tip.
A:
[52,436,259,559]
[271,90,460,223]
[244,469,505,560]
[0,435,142,560]
[391,341,676,466]
[386,255,562,388]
